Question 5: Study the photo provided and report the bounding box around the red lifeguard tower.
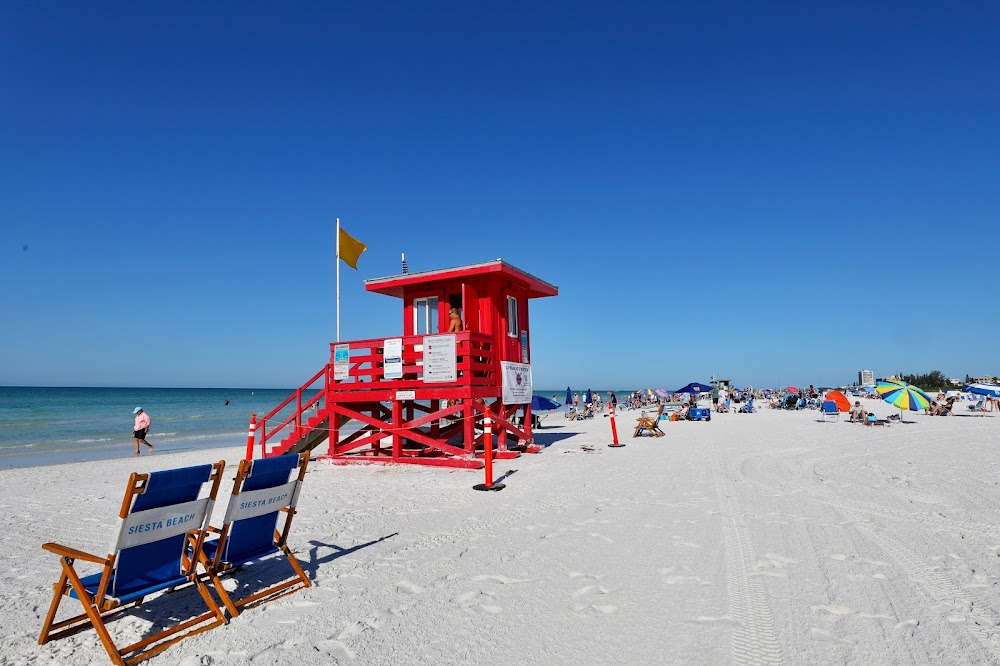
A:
[249,259,558,468]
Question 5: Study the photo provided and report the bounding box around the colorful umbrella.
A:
[876,379,931,421]
[824,389,851,412]
[654,388,670,399]
[787,386,799,393]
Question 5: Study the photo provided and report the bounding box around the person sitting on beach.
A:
[865,413,888,427]
[929,397,953,416]
[849,401,866,423]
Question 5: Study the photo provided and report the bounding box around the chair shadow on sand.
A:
[129,533,397,638]
[301,534,399,579]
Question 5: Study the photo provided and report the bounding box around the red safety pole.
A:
[244,413,257,460]
[608,404,624,448]
[474,405,505,492]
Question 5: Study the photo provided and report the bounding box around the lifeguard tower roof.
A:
[365,258,558,299]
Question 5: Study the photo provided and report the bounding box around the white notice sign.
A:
[333,344,350,381]
[423,334,457,383]
[383,338,403,380]
[395,390,416,400]
[501,362,532,404]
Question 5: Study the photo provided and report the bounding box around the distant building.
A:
[948,378,963,386]
[859,369,874,386]
[970,375,1000,384]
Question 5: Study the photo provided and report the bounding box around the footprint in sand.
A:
[811,605,856,616]
[572,585,611,598]
[470,574,532,584]
[396,580,424,594]
[317,639,355,660]
[829,554,849,561]
[809,628,855,644]
[452,589,504,614]
[568,571,603,580]
[896,619,920,636]
[572,603,618,617]
[689,615,740,626]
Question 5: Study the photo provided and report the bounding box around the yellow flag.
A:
[338,227,367,269]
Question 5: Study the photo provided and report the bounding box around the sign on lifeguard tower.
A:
[333,344,350,381]
[501,361,532,404]
[423,334,457,383]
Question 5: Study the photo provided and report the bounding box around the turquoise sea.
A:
[0,386,634,469]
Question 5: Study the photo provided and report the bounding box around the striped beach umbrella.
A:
[963,383,1000,398]
[876,380,931,421]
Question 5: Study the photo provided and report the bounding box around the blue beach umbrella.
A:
[963,384,1000,398]
[585,389,593,404]
[566,387,572,405]
[675,382,713,395]
[531,395,561,411]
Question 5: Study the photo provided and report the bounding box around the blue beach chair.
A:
[39,461,227,666]
[196,452,311,618]
[821,401,840,422]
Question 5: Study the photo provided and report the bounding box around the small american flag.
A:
[401,253,408,274]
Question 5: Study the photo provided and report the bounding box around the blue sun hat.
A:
[133,407,142,414]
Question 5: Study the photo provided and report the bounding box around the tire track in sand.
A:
[710,437,784,665]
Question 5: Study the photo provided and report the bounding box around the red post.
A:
[608,404,624,448]
[244,413,257,460]
[474,405,505,491]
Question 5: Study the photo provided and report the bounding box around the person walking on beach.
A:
[132,407,153,456]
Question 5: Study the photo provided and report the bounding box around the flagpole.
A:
[336,216,341,342]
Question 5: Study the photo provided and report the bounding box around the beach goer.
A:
[132,407,153,456]
[609,391,617,409]
[574,393,579,409]
[711,386,720,406]
[849,401,866,423]
[447,307,463,332]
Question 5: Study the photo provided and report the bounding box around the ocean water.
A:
[0,387,305,469]
[0,386,636,469]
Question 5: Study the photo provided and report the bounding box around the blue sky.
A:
[2,2,998,390]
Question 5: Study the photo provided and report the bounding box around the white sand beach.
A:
[3,400,1000,665]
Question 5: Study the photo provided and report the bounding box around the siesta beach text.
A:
[128,513,197,535]
[240,492,289,511]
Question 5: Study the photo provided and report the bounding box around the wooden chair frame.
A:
[633,404,666,437]
[38,462,227,666]
[196,452,311,618]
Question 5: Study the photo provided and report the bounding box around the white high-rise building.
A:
[859,369,874,386]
